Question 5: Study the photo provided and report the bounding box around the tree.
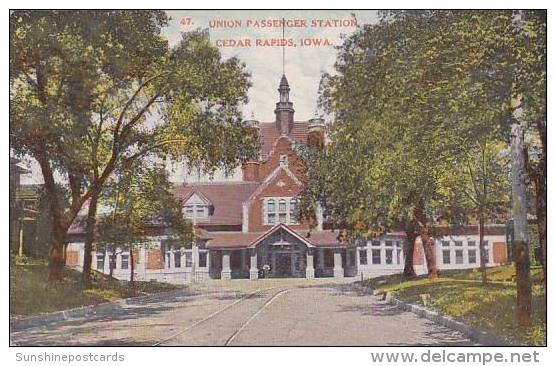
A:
[441,138,510,284]
[10,11,256,282]
[303,10,544,324]
[97,160,192,285]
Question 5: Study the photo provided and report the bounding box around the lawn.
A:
[361,265,546,346]
[10,258,180,316]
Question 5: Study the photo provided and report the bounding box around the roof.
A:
[173,181,259,226]
[206,226,346,249]
[259,122,308,156]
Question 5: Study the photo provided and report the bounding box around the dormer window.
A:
[184,204,208,220]
[182,192,211,222]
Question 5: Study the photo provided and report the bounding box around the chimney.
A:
[241,113,261,182]
[307,116,325,150]
[242,161,260,182]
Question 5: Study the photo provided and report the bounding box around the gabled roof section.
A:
[248,223,314,248]
[181,190,212,206]
[173,182,259,226]
[259,122,308,157]
[244,164,303,207]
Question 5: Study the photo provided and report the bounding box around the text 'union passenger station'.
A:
[65,75,509,283]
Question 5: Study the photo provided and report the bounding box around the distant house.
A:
[65,75,508,283]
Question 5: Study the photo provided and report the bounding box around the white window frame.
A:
[263,197,299,225]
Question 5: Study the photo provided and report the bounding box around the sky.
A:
[18,10,379,184]
[163,10,379,122]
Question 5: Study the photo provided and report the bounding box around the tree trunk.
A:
[403,230,417,278]
[130,245,135,286]
[109,245,116,279]
[82,192,99,288]
[420,232,438,279]
[48,223,67,282]
[511,120,532,327]
[479,215,488,284]
[532,115,547,285]
[533,166,546,285]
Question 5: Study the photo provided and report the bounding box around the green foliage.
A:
[10,258,179,316]
[97,159,193,252]
[302,10,545,242]
[10,11,258,278]
[362,265,546,345]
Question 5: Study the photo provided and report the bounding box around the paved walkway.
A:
[10,279,476,346]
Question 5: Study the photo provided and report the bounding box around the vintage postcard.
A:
[9,7,547,357]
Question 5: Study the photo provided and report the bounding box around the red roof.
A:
[259,122,308,156]
[173,182,259,226]
[206,227,346,249]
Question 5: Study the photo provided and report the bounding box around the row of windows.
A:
[95,251,209,270]
[264,197,299,225]
[359,248,403,266]
[96,253,129,270]
[440,240,488,247]
[442,249,489,265]
[165,250,208,269]
[369,240,403,248]
[183,204,209,220]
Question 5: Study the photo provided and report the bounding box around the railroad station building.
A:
[66,75,509,283]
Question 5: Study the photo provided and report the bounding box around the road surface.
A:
[11,279,476,346]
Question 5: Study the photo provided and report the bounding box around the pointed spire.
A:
[280,74,289,88]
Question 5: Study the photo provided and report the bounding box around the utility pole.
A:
[511,10,532,327]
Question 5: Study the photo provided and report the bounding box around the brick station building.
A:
[66,75,509,283]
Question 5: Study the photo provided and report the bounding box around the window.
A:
[441,240,450,247]
[442,250,451,264]
[396,248,402,265]
[395,241,402,248]
[455,250,464,264]
[454,241,463,247]
[468,240,476,247]
[199,251,208,267]
[165,253,171,268]
[468,249,477,264]
[372,249,381,264]
[184,205,194,218]
[483,241,490,263]
[185,252,192,267]
[121,254,129,270]
[265,197,300,225]
[290,198,298,224]
[371,240,381,246]
[279,199,287,212]
[174,251,182,268]
[359,249,368,265]
[483,249,490,263]
[184,203,208,220]
[385,240,393,247]
[266,199,276,225]
[385,249,393,264]
[279,155,288,166]
[96,254,104,270]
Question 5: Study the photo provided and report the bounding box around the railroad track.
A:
[153,286,291,346]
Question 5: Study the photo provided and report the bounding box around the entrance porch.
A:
[207,226,358,280]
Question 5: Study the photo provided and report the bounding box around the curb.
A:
[10,288,191,332]
[355,282,513,346]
